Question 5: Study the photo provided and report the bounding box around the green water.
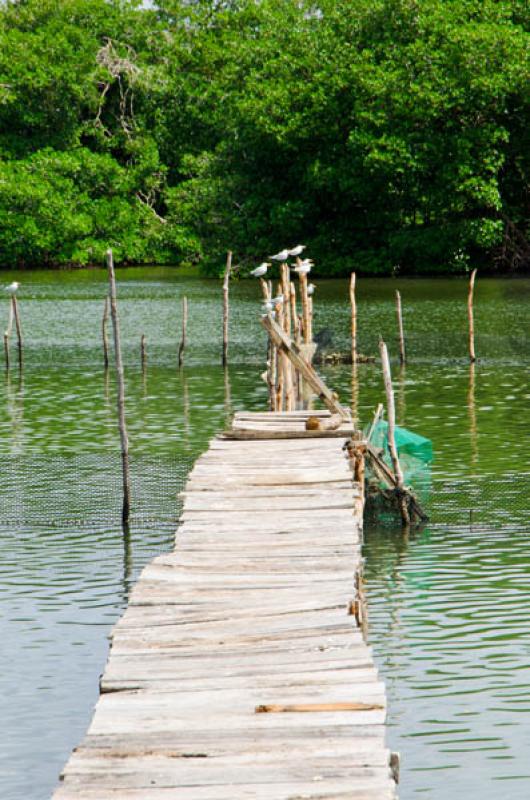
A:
[0,269,528,799]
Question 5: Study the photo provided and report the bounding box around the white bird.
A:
[270,295,284,305]
[289,244,306,257]
[250,262,270,278]
[307,283,316,295]
[294,259,313,275]
[269,249,290,262]
[3,281,19,294]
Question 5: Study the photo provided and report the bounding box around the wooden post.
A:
[350,272,357,365]
[3,299,13,369]
[379,338,409,525]
[290,282,301,346]
[468,268,477,362]
[178,295,188,368]
[298,267,311,345]
[275,295,285,411]
[259,277,270,301]
[395,290,406,364]
[222,251,232,366]
[261,314,350,419]
[102,296,110,369]
[141,334,147,369]
[12,296,23,368]
[107,248,131,524]
[281,264,294,411]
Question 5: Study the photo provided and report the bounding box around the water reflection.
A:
[468,362,478,469]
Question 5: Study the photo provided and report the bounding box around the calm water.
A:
[0,269,528,799]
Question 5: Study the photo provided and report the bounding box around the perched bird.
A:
[3,281,19,294]
[289,244,306,257]
[294,259,313,275]
[307,283,316,295]
[269,249,290,262]
[250,262,270,278]
[289,244,306,256]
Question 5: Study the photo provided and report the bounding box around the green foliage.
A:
[1,0,530,273]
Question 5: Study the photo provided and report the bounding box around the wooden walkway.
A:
[54,411,398,800]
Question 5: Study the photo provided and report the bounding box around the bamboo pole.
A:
[468,268,477,362]
[4,299,13,369]
[350,272,357,365]
[106,248,131,524]
[379,338,409,525]
[102,296,110,369]
[222,251,232,366]
[178,295,188,368]
[395,290,406,364]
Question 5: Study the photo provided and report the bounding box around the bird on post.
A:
[250,262,270,278]
[3,281,19,295]
[307,283,316,295]
[289,244,306,257]
[294,259,313,275]
[269,248,290,262]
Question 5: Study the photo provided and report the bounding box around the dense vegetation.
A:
[2,0,530,275]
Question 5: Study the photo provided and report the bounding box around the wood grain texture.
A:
[53,412,396,799]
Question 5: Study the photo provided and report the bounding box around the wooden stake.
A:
[141,334,147,369]
[11,296,23,368]
[468,268,477,362]
[261,314,350,419]
[178,295,188,368]
[290,282,300,346]
[222,251,232,367]
[275,294,285,411]
[395,290,405,364]
[350,272,357,365]
[107,248,131,524]
[281,264,294,411]
[379,338,409,525]
[259,277,270,301]
[102,295,110,369]
[298,266,311,345]
[3,299,13,369]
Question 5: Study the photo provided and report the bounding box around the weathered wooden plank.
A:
[54,412,395,800]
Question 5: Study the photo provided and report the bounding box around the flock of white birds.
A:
[249,245,316,317]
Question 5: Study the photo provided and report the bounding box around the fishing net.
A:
[368,419,433,485]
[364,419,433,522]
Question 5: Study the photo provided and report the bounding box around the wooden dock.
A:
[54,411,398,800]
